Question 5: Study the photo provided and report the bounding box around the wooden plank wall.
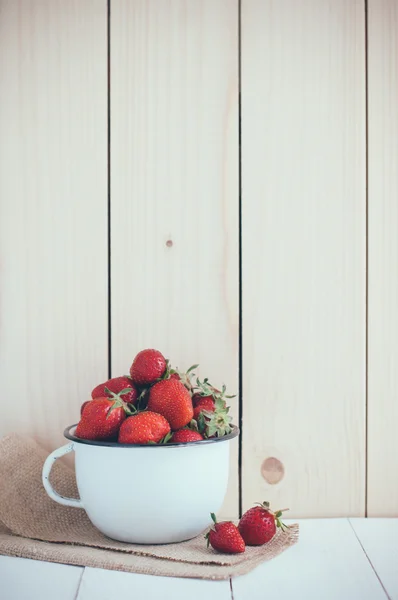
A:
[0,0,397,518]
[241,0,367,517]
[367,0,398,517]
[110,0,240,518]
[0,0,108,451]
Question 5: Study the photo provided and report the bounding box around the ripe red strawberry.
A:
[91,376,139,405]
[193,396,215,420]
[192,392,208,406]
[171,429,204,443]
[205,513,245,554]
[147,379,193,430]
[130,349,167,385]
[118,411,171,444]
[238,501,289,545]
[80,400,90,416]
[76,397,129,441]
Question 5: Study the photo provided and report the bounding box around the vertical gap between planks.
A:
[238,0,243,519]
[107,0,112,379]
[348,520,392,599]
[230,578,235,600]
[364,0,369,518]
[73,569,85,600]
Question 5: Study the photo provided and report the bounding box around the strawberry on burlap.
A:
[0,433,299,580]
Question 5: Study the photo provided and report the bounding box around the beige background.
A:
[0,0,396,518]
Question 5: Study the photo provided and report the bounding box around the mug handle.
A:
[42,442,84,508]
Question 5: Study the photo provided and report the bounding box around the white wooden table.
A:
[1,519,396,600]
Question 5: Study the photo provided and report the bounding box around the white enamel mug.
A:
[42,424,239,544]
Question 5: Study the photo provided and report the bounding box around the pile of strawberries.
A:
[76,348,235,445]
[206,501,289,554]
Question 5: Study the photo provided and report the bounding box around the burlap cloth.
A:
[0,433,299,579]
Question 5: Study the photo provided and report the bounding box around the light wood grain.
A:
[350,518,398,599]
[77,567,232,600]
[367,0,398,517]
[111,0,239,518]
[0,520,396,599]
[232,519,387,600]
[241,0,366,516]
[0,556,83,600]
[0,1,108,451]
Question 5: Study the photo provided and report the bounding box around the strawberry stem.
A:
[254,501,290,532]
[105,390,137,419]
[159,431,173,444]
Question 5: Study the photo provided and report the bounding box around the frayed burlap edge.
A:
[0,524,299,580]
[0,433,295,567]
[0,432,299,579]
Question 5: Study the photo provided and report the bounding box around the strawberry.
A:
[194,396,232,438]
[192,377,234,438]
[91,376,139,405]
[147,378,193,430]
[171,429,204,443]
[76,396,131,441]
[238,501,289,545]
[205,513,245,554]
[118,411,171,444]
[80,400,90,416]
[192,392,209,406]
[193,396,215,421]
[130,349,167,386]
[169,373,181,381]
[193,378,231,407]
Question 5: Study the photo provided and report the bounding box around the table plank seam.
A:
[73,567,85,600]
[348,519,392,600]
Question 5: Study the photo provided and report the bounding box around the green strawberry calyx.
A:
[146,431,173,445]
[167,363,199,391]
[194,377,236,402]
[202,405,233,437]
[104,388,137,418]
[188,419,200,432]
[255,501,290,532]
[192,377,235,438]
[194,396,233,438]
[204,512,218,547]
[159,431,173,444]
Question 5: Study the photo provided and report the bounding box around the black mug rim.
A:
[64,423,240,448]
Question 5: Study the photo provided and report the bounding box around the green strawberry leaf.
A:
[189,419,199,432]
[160,431,173,444]
[197,413,206,434]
